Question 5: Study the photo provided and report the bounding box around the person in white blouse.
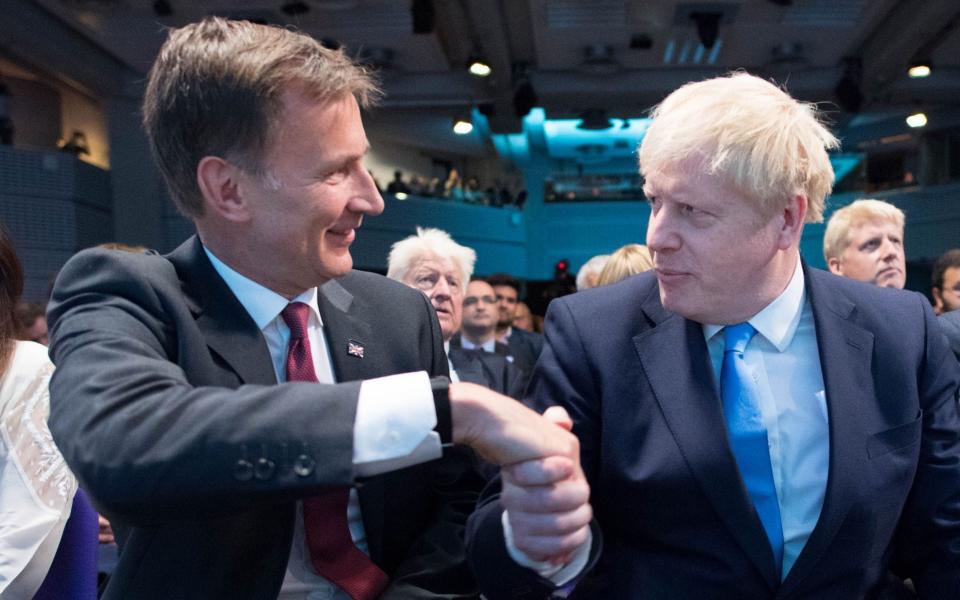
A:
[0,225,96,599]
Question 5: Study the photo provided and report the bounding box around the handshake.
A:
[450,382,592,565]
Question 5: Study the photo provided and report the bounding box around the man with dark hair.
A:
[932,248,960,316]
[934,249,960,360]
[387,228,523,400]
[486,273,543,378]
[15,301,47,345]
[46,18,585,600]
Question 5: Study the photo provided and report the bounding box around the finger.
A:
[510,525,592,564]
[507,503,593,538]
[501,478,591,514]
[503,455,573,485]
[542,406,573,431]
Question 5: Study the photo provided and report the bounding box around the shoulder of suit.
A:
[551,270,660,315]
[60,244,177,292]
[808,265,927,313]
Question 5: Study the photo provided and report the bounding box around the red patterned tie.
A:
[281,302,389,600]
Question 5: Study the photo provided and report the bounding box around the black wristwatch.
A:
[430,375,452,445]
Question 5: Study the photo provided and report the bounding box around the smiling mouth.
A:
[328,228,356,244]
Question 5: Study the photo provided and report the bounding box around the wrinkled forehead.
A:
[409,254,460,278]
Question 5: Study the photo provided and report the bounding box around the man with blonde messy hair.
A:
[468,72,960,598]
[46,17,585,600]
[824,199,906,289]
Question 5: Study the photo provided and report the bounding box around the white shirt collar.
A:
[203,245,323,331]
[703,256,805,352]
[461,336,497,353]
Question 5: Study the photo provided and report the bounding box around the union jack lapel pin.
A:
[347,340,365,359]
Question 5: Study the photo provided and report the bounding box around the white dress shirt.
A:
[703,257,829,578]
[204,248,441,599]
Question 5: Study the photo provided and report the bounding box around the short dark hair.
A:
[486,273,520,293]
[0,224,24,371]
[15,301,45,331]
[932,249,960,290]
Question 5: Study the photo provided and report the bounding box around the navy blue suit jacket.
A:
[468,265,960,599]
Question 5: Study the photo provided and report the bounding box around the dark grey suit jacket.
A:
[939,309,960,362]
[469,266,960,599]
[47,236,482,599]
[448,347,525,400]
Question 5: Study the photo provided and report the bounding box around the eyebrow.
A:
[322,144,371,172]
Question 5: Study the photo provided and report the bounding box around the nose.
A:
[431,276,452,300]
[646,206,679,255]
[880,237,899,261]
[348,166,385,216]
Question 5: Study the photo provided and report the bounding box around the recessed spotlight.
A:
[468,59,492,77]
[453,119,474,135]
[908,61,931,78]
[906,112,927,128]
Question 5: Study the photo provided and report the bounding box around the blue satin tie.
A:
[721,322,784,575]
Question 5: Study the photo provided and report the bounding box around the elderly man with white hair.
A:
[387,228,523,399]
[467,72,960,598]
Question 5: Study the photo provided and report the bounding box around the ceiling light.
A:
[906,112,927,128]
[394,192,409,200]
[453,119,474,135]
[908,61,931,78]
[468,59,492,77]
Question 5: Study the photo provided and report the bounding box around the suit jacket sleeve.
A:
[47,249,382,521]
[467,297,602,599]
[893,295,960,596]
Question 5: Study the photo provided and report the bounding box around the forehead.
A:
[266,89,365,160]
[467,280,495,295]
[848,218,902,238]
[492,284,517,297]
[409,255,459,277]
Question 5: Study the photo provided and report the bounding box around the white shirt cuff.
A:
[501,509,592,587]
[353,371,442,477]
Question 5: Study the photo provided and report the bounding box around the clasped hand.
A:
[451,383,592,564]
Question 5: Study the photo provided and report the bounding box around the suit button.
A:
[294,454,316,477]
[255,457,275,480]
[234,459,254,482]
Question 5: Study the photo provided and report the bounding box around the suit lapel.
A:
[634,303,779,589]
[779,268,874,595]
[449,349,486,385]
[316,275,385,560]
[167,237,276,386]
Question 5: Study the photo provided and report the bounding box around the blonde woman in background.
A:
[596,244,654,287]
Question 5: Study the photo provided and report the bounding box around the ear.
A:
[827,256,843,276]
[776,193,808,250]
[932,288,944,314]
[196,156,251,223]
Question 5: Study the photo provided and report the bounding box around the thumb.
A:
[542,405,573,431]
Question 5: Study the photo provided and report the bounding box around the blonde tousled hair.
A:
[639,72,838,223]
[596,244,654,287]
[823,199,905,261]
